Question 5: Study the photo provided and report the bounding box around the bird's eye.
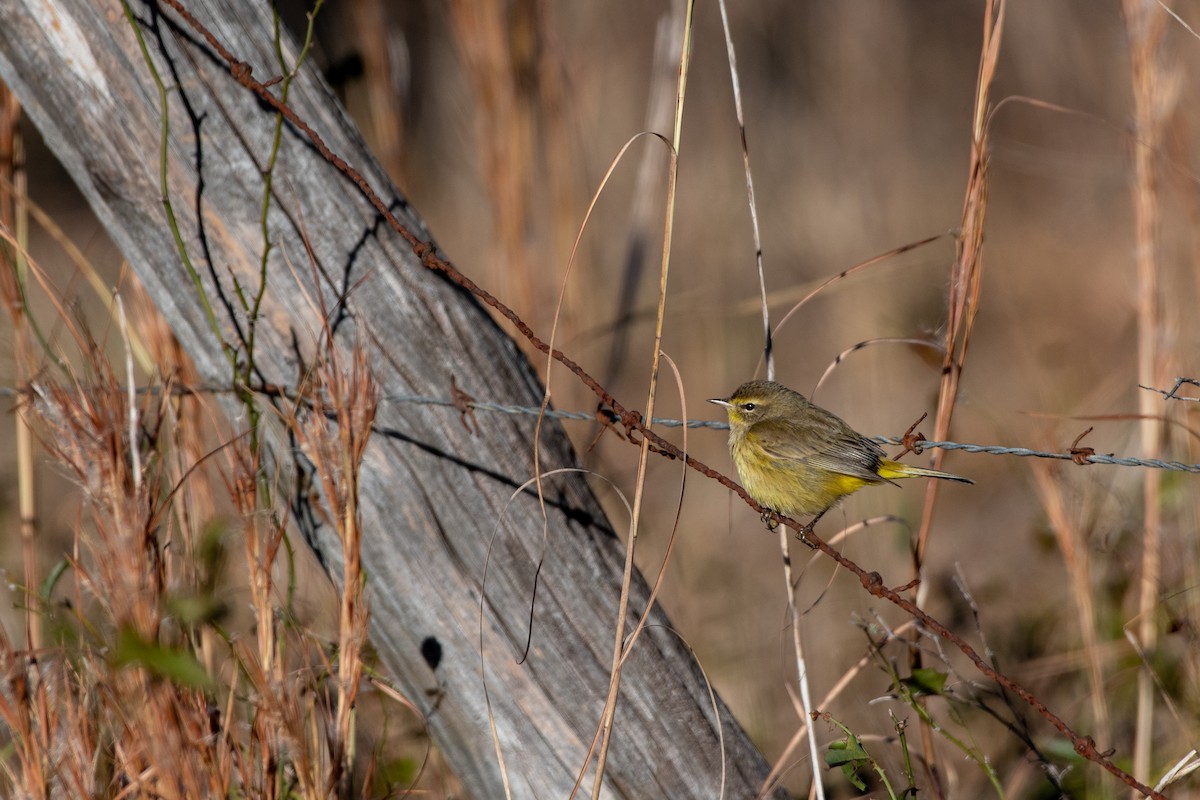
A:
[742,402,756,411]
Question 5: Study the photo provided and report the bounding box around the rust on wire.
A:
[449,375,477,435]
[1069,426,1097,466]
[149,3,1165,796]
[895,411,929,458]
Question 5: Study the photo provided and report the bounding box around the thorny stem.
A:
[147,2,1163,796]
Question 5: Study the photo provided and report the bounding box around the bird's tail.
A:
[878,460,974,485]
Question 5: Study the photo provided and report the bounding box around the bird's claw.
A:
[795,522,819,549]
[761,509,821,550]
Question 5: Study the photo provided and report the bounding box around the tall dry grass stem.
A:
[289,340,378,796]
[592,4,693,795]
[1122,1,1171,791]
[909,2,1005,791]
[716,0,771,382]
[0,83,38,651]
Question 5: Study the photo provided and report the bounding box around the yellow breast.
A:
[731,437,870,518]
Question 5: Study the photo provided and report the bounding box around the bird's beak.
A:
[707,398,732,409]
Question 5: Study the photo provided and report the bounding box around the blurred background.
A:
[4,1,1199,796]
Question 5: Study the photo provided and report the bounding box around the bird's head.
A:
[708,380,795,430]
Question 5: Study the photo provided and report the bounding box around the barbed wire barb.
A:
[1140,377,1200,402]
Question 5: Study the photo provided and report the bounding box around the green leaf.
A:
[827,738,872,791]
[113,627,213,690]
[40,558,71,602]
[842,762,867,791]
[825,738,870,767]
[903,667,948,696]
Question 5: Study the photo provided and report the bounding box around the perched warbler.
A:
[709,380,972,528]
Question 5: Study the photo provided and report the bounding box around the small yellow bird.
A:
[709,380,972,529]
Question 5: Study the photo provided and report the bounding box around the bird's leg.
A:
[760,509,781,531]
[796,507,830,548]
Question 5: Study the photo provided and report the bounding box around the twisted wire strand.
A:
[13,384,1199,473]
[385,394,1200,473]
[871,437,1200,473]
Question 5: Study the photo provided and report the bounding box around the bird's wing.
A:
[747,414,885,484]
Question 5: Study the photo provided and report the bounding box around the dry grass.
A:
[0,241,409,795]
[3,2,1200,798]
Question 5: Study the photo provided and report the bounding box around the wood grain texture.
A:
[0,1,784,797]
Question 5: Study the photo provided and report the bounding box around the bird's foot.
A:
[795,508,829,550]
[760,510,781,531]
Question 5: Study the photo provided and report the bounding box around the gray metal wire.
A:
[385,394,1200,473]
[10,385,1199,473]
